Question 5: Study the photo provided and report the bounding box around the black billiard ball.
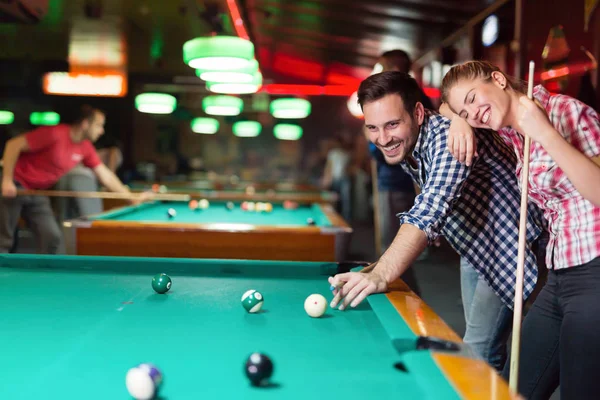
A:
[226,201,235,211]
[306,218,315,226]
[245,353,273,386]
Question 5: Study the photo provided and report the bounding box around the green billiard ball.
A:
[152,273,172,294]
[241,289,264,313]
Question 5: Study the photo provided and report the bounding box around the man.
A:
[0,105,139,254]
[329,72,544,370]
[370,50,435,295]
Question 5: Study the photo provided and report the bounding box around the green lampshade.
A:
[233,121,261,137]
[0,111,14,125]
[30,112,60,126]
[183,36,254,70]
[196,59,259,83]
[206,72,262,94]
[270,98,311,119]
[135,93,177,114]
[202,95,243,116]
[191,117,219,134]
[273,124,303,140]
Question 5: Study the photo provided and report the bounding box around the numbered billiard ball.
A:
[226,201,235,211]
[189,200,199,210]
[304,294,327,318]
[241,289,264,313]
[158,185,167,194]
[245,353,273,386]
[167,208,176,218]
[126,363,163,400]
[152,273,172,294]
[306,218,315,226]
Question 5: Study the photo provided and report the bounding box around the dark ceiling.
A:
[0,0,499,86]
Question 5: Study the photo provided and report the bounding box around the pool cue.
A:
[16,189,191,202]
[509,60,535,393]
[371,159,383,256]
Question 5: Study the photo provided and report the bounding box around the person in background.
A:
[0,105,142,254]
[322,135,352,221]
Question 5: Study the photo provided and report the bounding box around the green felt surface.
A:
[92,201,331,227]
[0,255,459,400]
[130,182,327,195]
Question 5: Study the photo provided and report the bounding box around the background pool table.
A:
[64,201,352,261]
[0,254,516,400]
[103,181,338,211]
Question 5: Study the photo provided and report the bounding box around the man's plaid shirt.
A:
[398,111,544,308]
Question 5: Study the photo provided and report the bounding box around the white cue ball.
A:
[304,294,327,318]
[126,367,156,400]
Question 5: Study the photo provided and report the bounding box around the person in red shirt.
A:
[441,61,600,400]
[0,105,138,254]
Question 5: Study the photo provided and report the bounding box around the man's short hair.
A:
[357,71,422,115]
[380,49,412,73]
[75,105,104,124]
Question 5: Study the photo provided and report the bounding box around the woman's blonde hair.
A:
[441,60,525,105]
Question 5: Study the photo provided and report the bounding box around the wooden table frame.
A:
[63,204,352,262]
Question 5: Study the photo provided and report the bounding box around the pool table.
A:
[0,254,516,400]
[64,201,352,261]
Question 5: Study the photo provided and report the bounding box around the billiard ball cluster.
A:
[151,184,168,194]
[240,201,273,212]
[188,199,210,211]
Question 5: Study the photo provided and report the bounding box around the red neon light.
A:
[226,0,249,40]
[423,87,441,99]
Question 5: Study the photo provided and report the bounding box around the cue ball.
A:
[304,294,327,318]
[306,218,315,225]
[126,363,163,400]
[245,353,273,386]
[167,208,176,218]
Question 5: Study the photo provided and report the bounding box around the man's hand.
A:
[130,191,153,205]
[2,179,17,198]
[328,266,388,310]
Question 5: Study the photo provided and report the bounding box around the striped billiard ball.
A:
[126,363,163,400]
[241,289,264,313]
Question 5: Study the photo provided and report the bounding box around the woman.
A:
[440,60,600,399]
